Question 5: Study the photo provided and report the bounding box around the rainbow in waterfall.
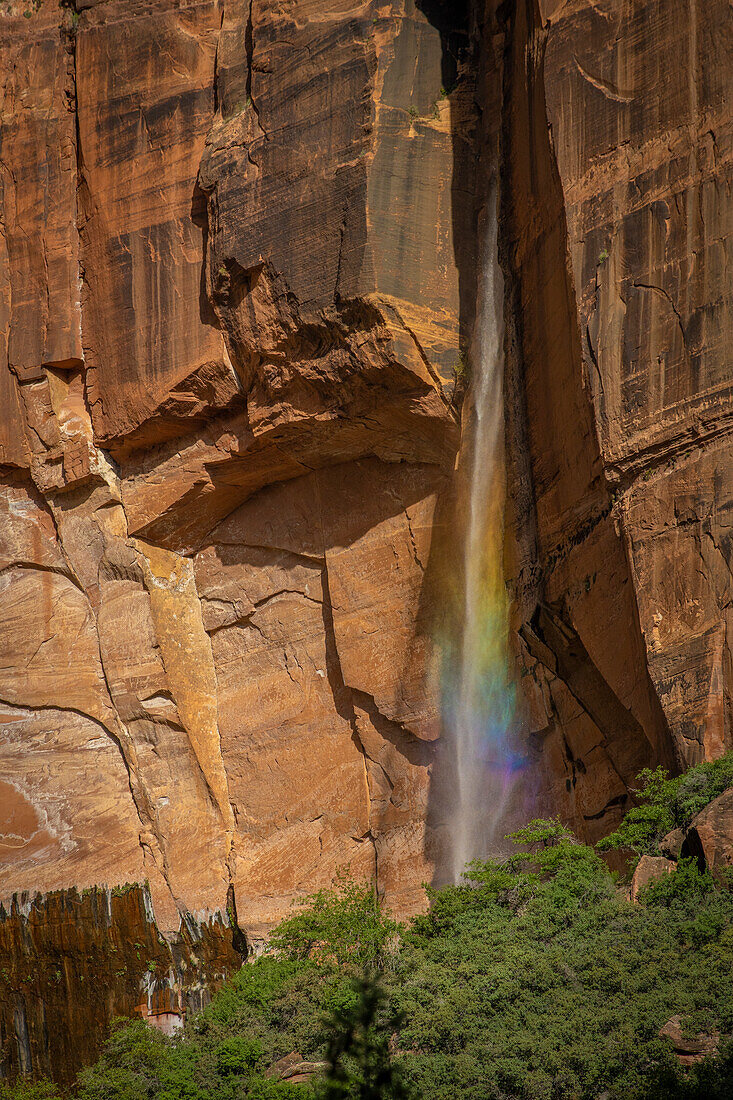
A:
[443,187,523,882]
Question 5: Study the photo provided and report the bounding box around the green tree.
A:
[76,1019,170,1100]
[268,875,400,973]
[598,752,733,855]
[12,780,733,1100]
[0,1083,60,1100]
[316,974,412,1100]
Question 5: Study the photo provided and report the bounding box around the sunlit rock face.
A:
[1,0,732,1083]
[0,0,472,1076]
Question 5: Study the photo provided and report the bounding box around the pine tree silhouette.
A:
[317,973,413,1100]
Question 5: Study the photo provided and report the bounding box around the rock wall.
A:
[0,886,241,1083]
[500,0,733,841]
[1,0,732,1083]
[0,0,474,1078]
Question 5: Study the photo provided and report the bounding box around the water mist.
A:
[446,184,518,883]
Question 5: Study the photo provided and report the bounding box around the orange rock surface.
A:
[0,0,466,956]
[501,0,733,839]
[0,0,732,1081]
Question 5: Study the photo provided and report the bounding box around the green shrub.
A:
[10,792,733,1100]
[76,1019,170,1100]
[641,1037,733,1098]
[315,973,412,1099]
[0,1083,60,1100]
[268,875,400,973]
[598,752,733,855]
[453,349,470,386]
[215,1036,263,1076]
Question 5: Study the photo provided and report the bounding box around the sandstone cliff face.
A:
[500,0,733,840]
[0,0,732,1083]
[0,0,472,1076]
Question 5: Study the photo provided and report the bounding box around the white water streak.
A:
[451,187,508,882]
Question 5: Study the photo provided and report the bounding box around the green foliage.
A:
[397,822,733,1100]
[0,1082,60,1100]
[9,799,733,1100]
[598,752,733,855]
[74,1015,307,1100]
[268,875,400,973]
[315,974,412,1100]
[641,1038,733,1098]
[215,1037,263,1076]
[642,856,717,907]
[76,1019,169,1100]
[453,349,470,386]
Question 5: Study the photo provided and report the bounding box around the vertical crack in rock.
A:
[225,883,248,957]
[320,563,379,891]
[78,550,180,910]
[245,0,267,143]
[212,0,225,115]
[87,600,176,900]
[631,281,689,353]
[66,1,85,373]
[519,604,649,797]
[403,505,427,572]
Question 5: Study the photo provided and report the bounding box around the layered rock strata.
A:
[500,0,733,839]
[1,0,473,1078]
[0,886,241,1084]
[0,0,732,1083]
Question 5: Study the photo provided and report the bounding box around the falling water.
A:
[447,185,518,882]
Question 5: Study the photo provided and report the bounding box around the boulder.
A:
[659,1015,719,1066]
[659,828,686,861]
[629,855,675,903]
[265,1052,328,1084]
[686,789,733,878]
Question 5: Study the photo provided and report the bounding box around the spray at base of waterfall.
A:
[443,183,524,883]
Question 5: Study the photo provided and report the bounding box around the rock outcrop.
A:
[501,0,733,839]
[659,1015,720,1066]
[628,854,675,902]
[1,0,732,1083]
[681,788,733,877]
[0,886,241,1082]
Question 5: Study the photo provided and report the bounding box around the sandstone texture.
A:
[0,0,732,1083]
[628,853,675,903]
[684,788,733,877]
[501,0,733,840]
[0,886,241,1083]
[659,1014,720,1066]
[0,0,471,1075]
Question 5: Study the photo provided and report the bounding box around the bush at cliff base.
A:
[596,752,733,856]
[5,754,733,1100]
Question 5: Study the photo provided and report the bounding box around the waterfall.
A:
[448,185,517,882]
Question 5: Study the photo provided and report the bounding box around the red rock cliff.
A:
[0,0,474,1078]
[0,0,731,1082]
[500,0,732,841]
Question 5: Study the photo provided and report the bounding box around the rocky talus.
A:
[0,0,731,1082]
